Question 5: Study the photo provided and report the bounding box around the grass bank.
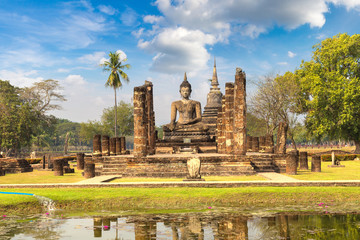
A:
[287,160,360,180]
[1,187,360,215]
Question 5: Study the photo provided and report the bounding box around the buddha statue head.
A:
[180,72,192,99]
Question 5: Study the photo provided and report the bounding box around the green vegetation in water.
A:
[1,187,360,215]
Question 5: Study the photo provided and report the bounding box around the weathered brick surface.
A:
[299,152,308,170]
[98,154,291,177]
[0,158,33,173]
[233,68,247,155]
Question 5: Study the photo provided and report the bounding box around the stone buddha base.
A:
[163,130,210,142]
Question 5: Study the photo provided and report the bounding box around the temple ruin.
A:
[91,63,290,177]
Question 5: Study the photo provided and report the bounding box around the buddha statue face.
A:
[180,86,191,99]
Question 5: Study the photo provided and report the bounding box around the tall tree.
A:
[249,72,303,149]
[0,80,38,155]
[101,51,131,137]
[296,33,360,152]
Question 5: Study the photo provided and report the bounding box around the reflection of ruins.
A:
[92,60,295,177]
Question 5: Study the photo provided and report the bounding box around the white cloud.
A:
[98,5,116,15]
[288,51,297,58]
[120,7,138,26]
[329,0,360,10]
[139,27,215,73]
[139,0,360,74]
[143,15,164,24]
[64,75,86,86]
[78,51,106,65]
[0,70,44,88]
[277,62,289,65]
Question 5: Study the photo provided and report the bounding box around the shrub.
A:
[25,158,42,164]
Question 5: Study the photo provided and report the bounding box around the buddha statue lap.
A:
[163,73,210,142]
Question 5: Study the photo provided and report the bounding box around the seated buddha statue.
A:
[163,73,209,133]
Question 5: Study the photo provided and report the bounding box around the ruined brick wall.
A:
[224,82,235,154]
[133,86,147,157]
[145,81,156,155]
[233,68,247,155]
[133,81,156,157]
[216,96,226,153]
[216,68,247,156]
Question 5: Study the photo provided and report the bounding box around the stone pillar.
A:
[276,122,288,154]
[259,136,266,152]
[42,155,46,169]
[224,82,235,154]
[93,134,102,156]
[109,137,116,155]
[311,155,321,172]
[133,86,148,157]
[84,162,95,178]
[286,153,297,175]
[216,108,223,153]
[115,137,121,155]
[76,152,85,170]
[53,159,63,176]
[246,136,253,152]
[216,96,226,154]
[233,67,247,155]
[101,135,110,156]
[299,152,308,170]
[252,137,259,152]
[145,81,156,155]
[120,136,126,154]
[265,134,274,153]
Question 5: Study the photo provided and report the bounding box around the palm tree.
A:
[101,51,130,137]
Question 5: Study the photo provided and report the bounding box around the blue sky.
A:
[1,0,360,125]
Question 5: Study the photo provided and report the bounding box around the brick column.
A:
[259,136,266,152]
[53,159,63,176]
[120,136,126,154]
[76,152,85,170]
[286,152,297,175]
[233,68,247,155]
[109,137,116,155]
[133,86,147,157]
[311,155,321,172]
[216,96,226,153]
[265,134,274,153]
[246,136,253,152]
[252,137,259,152]
[276,122,288,154]
[101,135,110,156]
[145,81,156,155]
[299,152,308,170]
[93,134,102,156]
[224,82,235,154]
[115,137,121,155]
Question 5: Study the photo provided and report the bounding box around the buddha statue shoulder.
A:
[163,73,208,132]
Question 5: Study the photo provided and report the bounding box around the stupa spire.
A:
[211,57,219,88]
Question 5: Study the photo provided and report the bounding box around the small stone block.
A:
[327,165,345,168]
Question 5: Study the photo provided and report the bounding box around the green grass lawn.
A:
[1,187,360,214]
[0,169,84,184]
[287,160,360,180]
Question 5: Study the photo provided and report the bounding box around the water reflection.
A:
[1,212,360,239]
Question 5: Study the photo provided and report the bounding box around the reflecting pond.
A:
[1,211,360,239]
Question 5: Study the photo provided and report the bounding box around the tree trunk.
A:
[354,140,360,153]
[114,87,117,137]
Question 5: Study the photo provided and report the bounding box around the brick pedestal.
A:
[286,153,297,175]
[311,155,321,172]
[93,134,102,156]
[101,135,110,156]
[53,159,63,176]
[299,152,308,170]
[84,163,95,178]
[76,152,85,170]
